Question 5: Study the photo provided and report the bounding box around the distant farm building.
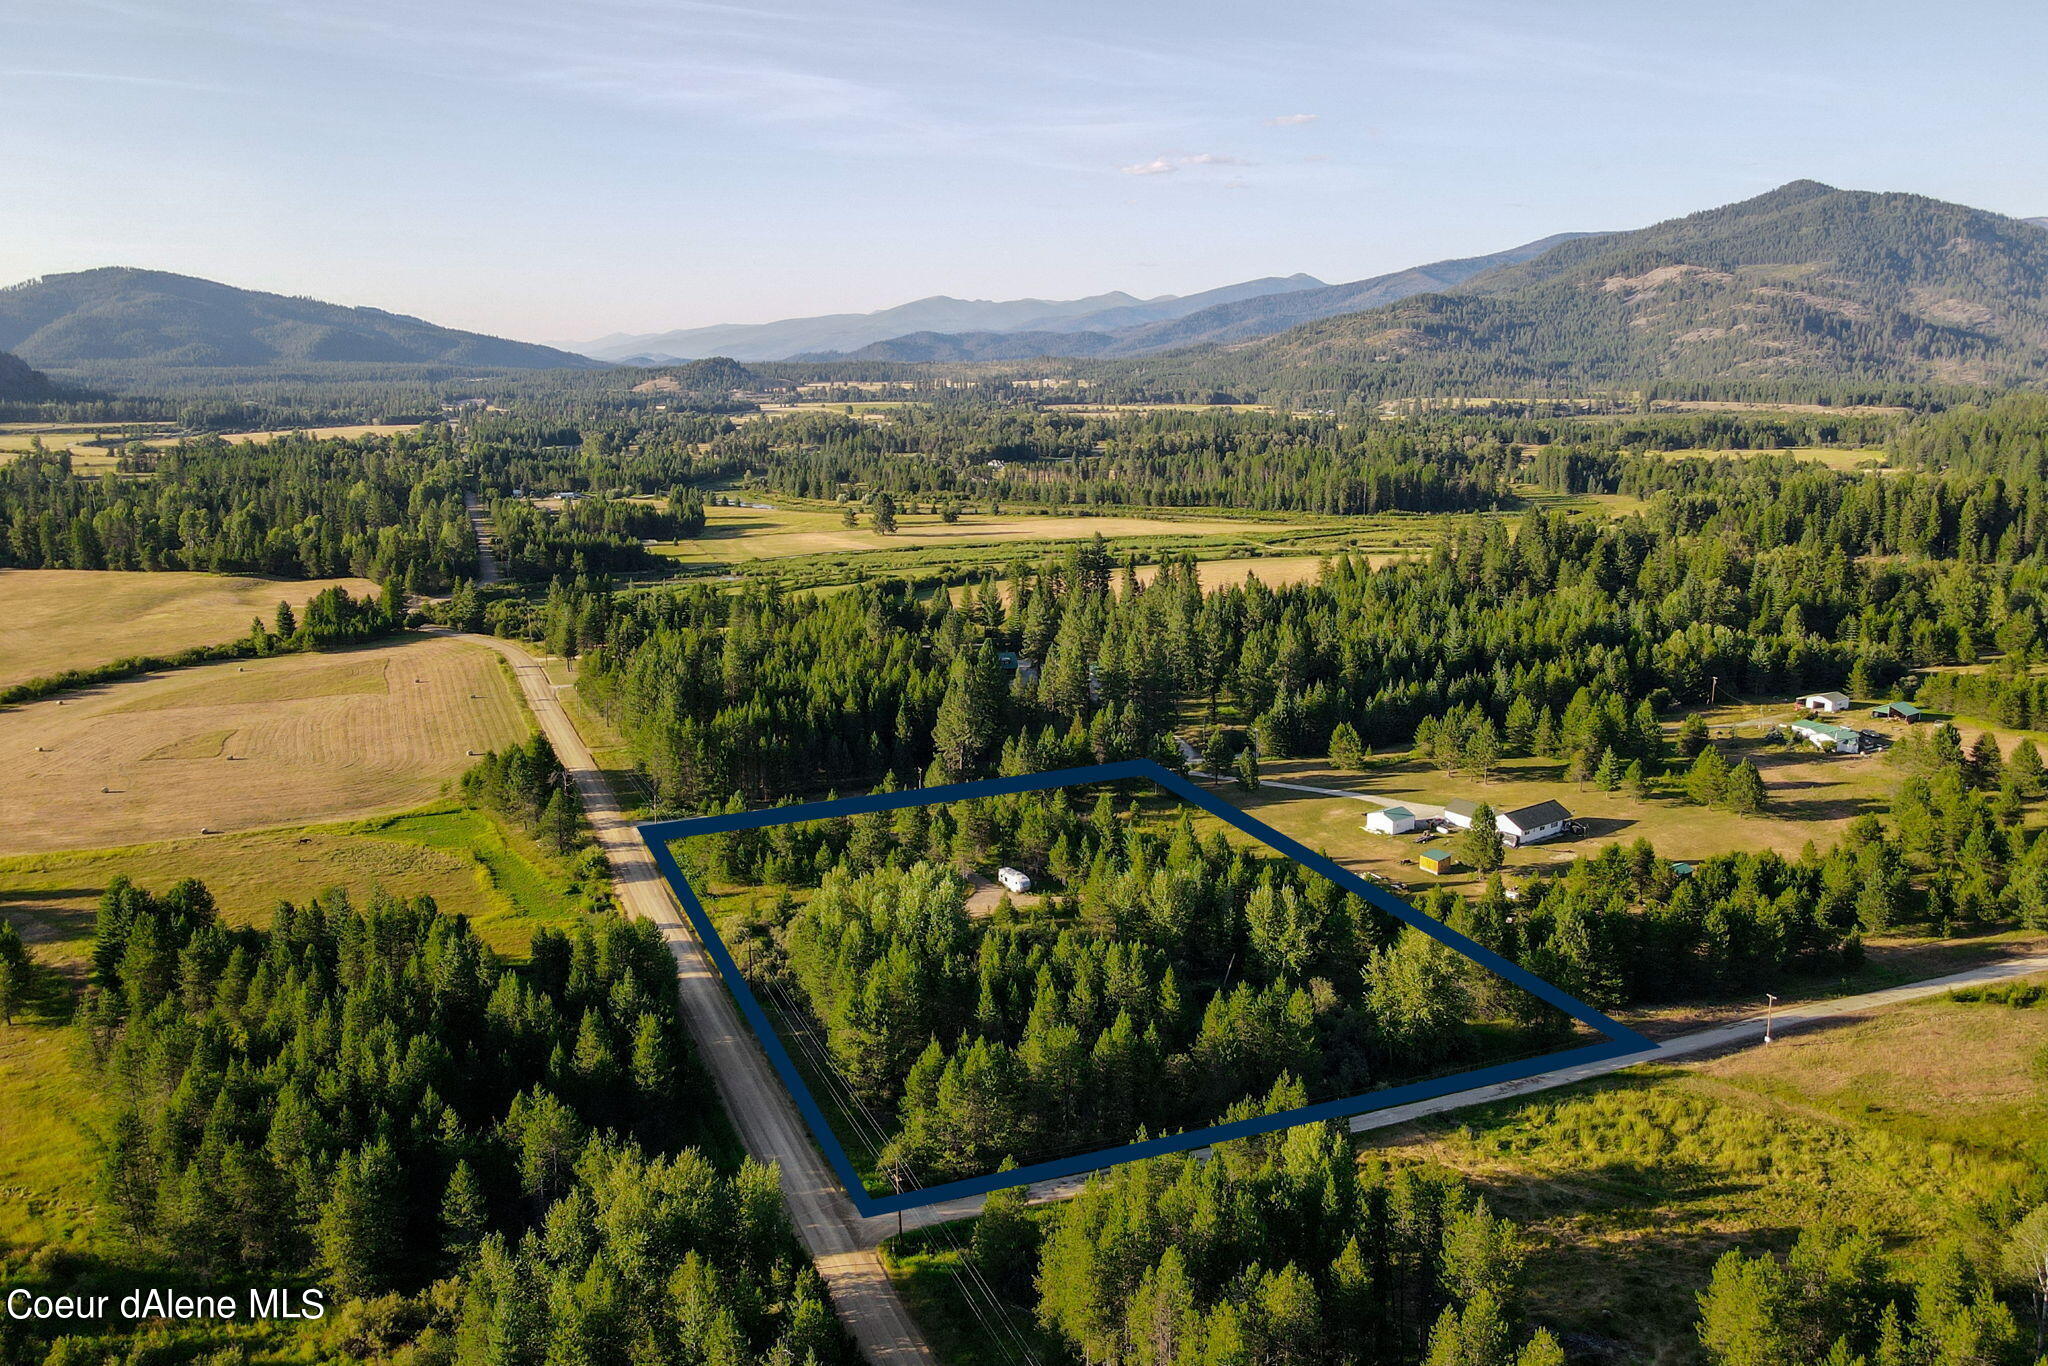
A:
[1365,806,1417,835]
[1417,846,1458,875]
[1798,691,1852,713]
[1498,800,1573,847]
[1792,719,1865,754]
[1873,701,1923,722]
[1441,799,1479,830]
[996,866,1033,894]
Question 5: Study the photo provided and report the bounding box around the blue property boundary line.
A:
[638,759,1657,1218]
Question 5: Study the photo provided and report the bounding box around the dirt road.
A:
[457,633,932,1364]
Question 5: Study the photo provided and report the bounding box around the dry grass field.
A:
[651,502,1296,563]
[0,634,524,853]
[1376,980,2048,1361]
[138,422,422,446]
[0,569,381,687]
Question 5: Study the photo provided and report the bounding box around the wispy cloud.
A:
[1,67,228,93]
[1121,157,1178,176]
[1184,152,1250,166]
[1265,112,1317,126]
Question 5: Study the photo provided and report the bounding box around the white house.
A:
[1791,720,1864,754]
[1798,691,1852,713]
[1498,800,1573,847]
[1365,806,1417,835]
[996,866,1033,894]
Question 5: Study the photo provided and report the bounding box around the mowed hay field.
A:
[0,634,525,853]
[0,568,380,687]
[652,502,1296,563]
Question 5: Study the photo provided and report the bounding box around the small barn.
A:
[1798,691,1852,714]
[1498,800,1572,847]
[1440,798,1479,830]
[1792,720,1864,754]
[1365,806,1417,835]
[1873,701,1923,722]
[1417,846,1459,876]
[996,866,1033,894]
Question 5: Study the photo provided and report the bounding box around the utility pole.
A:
[1709,675,1719,707]
[1763,992,1778,1044]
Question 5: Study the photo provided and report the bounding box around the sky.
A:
[4,0,2046,345]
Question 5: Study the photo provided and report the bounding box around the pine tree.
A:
[1459,803,1504,873]
[2008,739,2045,798]
[317,1139,406,1300]
[872,491,898,535]
[440,1160,488,1271]
[1724,760,1768,814]
[1685,749,1729,807]
[1234,746,1261,792]
[1594,748,1623,791]
[0,921,28,1025]
[1329,721,1366,772]
[1677,712,1710,759]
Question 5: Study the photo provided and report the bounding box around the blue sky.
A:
[4,0,2045,344]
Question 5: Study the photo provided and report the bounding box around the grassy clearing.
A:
[1635,446,1894,471]
[0,569,380,688]
[0,803,587,960]
[1374,982,2048,1363]
[1213,741,1894,898]
[651,503,1301,564]
[0,634,526,854]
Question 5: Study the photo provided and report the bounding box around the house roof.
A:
[1443,798,1480,818]
[1500,799,1572,830]
[1418,845,1456,862]
[1793,720,1859,741]
[1373,806,1415,820]
[1879,700,1922,716]
[1802,691,1851,704]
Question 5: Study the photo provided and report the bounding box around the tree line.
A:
[11,876,848,1366]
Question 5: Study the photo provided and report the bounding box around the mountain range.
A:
[0,268,599,375]
[581,274,1333,363]
[4,185,2046,400]
[1161,181,2048,396]
[808,233,1596,362]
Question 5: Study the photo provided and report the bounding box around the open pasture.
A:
[651,502,1299,564]
[0,634,525,853]
[0,568,380,688]
[1377,979,2048,1362]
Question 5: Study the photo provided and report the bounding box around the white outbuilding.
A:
[1365,806,1417,835]
[1798,691,1852,713]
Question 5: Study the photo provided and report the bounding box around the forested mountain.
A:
[1165,181,2048,399]
[0,268,602,376]
[816,233,1595,361]
[0,349,56,399]
[583,275,1329,363]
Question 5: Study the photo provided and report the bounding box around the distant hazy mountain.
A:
[0,350,57,400]
[583,275,1328,363]
[1173,182,2048,395]
[810,234,1594,362]
[2028,217,2048,229]
[0,268,600,373]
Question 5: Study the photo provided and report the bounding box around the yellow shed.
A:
[1418,846,1458,875]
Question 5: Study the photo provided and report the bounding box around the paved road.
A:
[456,632,932,1364]
[898,946,2048,1236]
